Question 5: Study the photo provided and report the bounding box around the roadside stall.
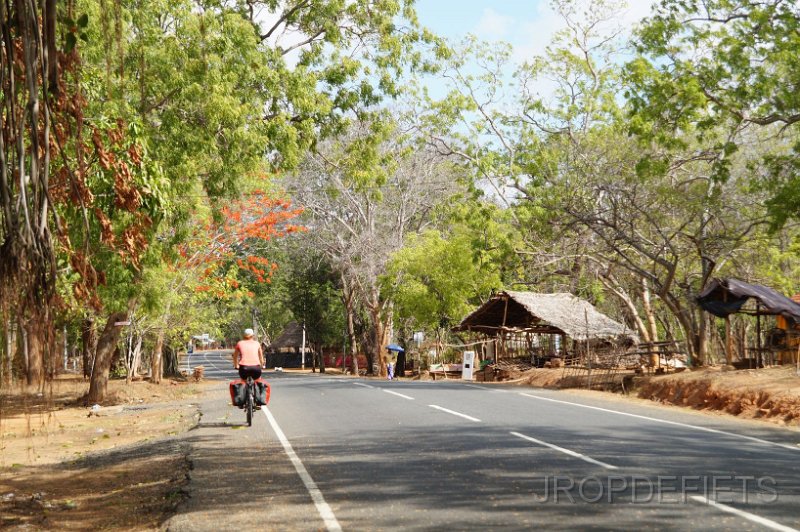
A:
[696,278,800,368]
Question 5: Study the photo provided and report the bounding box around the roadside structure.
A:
[696,278,800,367]
[265,321,308,368]
[454,291,637,367]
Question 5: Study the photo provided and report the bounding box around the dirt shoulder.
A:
[0,375,212,530]
[636,365,800,427]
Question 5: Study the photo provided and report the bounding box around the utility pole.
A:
[300,295,307,370]
[252,307,259,343]
[301,320,307,370]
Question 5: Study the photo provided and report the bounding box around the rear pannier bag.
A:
[229,378,271,407]
[229,379,247,407]
[254,380,270,406]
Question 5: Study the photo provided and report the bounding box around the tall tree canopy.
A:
[627,0,800,224]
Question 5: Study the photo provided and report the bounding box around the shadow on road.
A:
[191,420,249,429]
[166,369,800,530]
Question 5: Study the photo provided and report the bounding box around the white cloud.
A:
[474,8,516,39]
[511,3,563,64]
[509,0,659,64]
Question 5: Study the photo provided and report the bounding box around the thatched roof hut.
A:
[265,321,311,369]
[268,321,306,353]
[455,291,637,344]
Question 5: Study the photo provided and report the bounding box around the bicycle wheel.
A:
[246,385,253,426]
[246,392,253,426]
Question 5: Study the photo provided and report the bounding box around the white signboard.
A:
[462,351,476,381]
[413,331,424,347]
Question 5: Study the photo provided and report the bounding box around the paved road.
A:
[167,350,800,531]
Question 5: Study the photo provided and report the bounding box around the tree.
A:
[73,0,436,399]
[287,121,458,375]
[385,229,503,334]
[627,0,800,225]
[410,0,780,364]
[0,1,61,388]
[279,252,345,373]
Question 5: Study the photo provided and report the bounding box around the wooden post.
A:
[756,303,762,369]
[793,336,800,371]
[724,315,733,366]
[500,295,509,362]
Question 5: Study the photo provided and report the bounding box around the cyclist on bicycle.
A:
[233,328,264,380]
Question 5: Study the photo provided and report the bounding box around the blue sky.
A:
[414,0,657,64]
[415,0,553,41]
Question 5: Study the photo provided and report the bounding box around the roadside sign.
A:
[462,351,475,381]
[413,331,424,347]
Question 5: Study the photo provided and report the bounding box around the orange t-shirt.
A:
[236,339,261,366]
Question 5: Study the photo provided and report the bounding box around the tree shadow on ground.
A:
[0,436,190,530]
[171,417,800,531]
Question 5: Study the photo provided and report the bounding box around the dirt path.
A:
[0,376,212,530]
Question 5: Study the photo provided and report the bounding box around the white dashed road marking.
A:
[428,404,481,422]
[510,431,618,470]
[382,389,414,400]
[518,392,800,452]
[689,496,798,532]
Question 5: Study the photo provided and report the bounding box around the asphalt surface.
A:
[166,349,800,531]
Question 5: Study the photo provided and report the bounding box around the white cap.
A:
[244,328,254,337]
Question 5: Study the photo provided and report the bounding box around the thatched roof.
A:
[455,290,637,344]
[268,321,304,350]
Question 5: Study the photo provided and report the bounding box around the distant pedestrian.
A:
[387,361,394,380]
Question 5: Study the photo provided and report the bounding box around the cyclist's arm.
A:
[258,344,265,368]
[232,345,240,369]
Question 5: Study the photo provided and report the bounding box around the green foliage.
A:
[386,228,503,332]
[627,0,800,224]
[68,0,437,321]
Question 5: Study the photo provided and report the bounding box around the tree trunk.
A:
[659,295,698,365]
[126,333,143,383]
[318,346,326,373]
[124,330,133,384]
[22,326,29,374]
[341,276,359,374]
[366,287,389,377]
[641,279,659,344]
[724,316,733,366]
[600,276,650,342]
[25,317,44,390]
[152,329,164,384]
[44,0,58,97]
[87,312,127,404]
[696,308,708,366]
[81,318,96,379]
[3,317,16,386]
[347,312,359,374]
[368,308,386,377]
[163,343,181,378]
